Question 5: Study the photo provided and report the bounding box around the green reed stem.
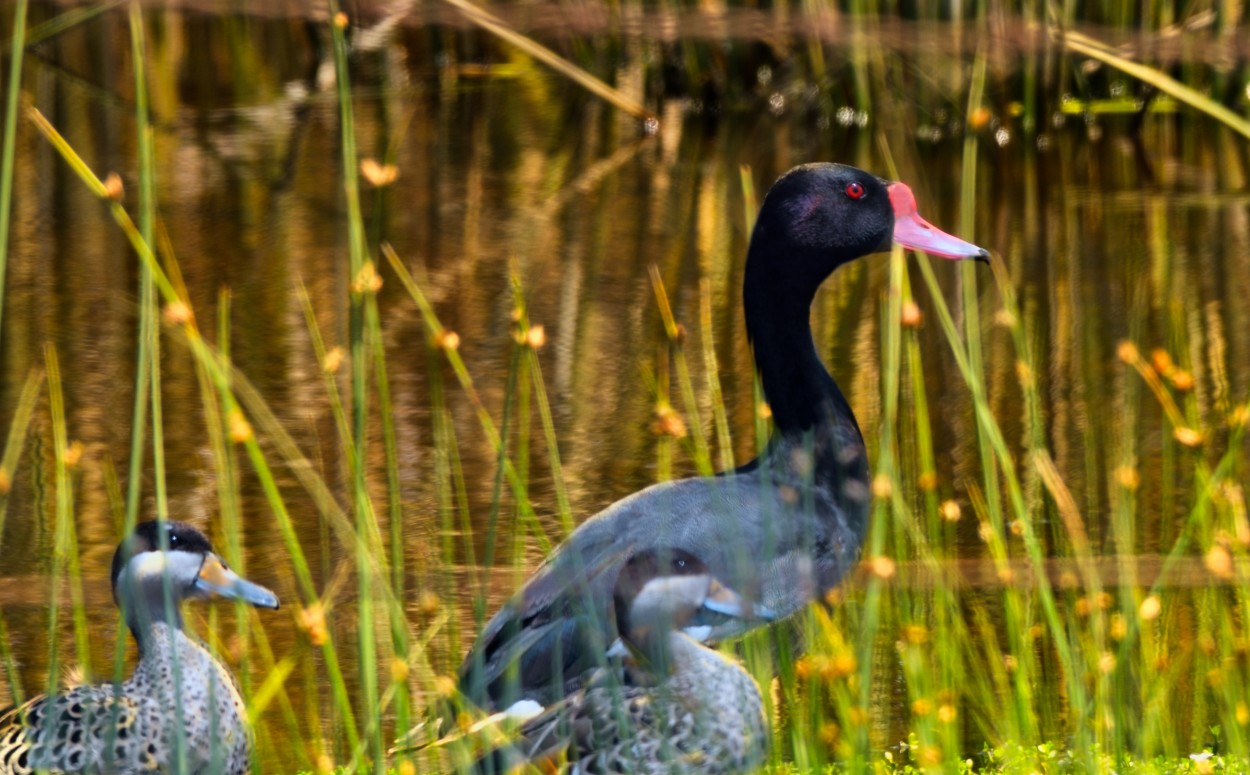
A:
[428,345,461,672]
[649,266,714,475]
[479,326,520,600]
[511,275,575,534]
[525,376,570,521]
[1060,30,1250,141]
[515,321,533,566]
[196,299,305,772]
[900,275,940,541]
[296,283,356,473]
[0,612,21,708]
[41,347,74,705]
[128,1,167,530]
[699,279,734,470]
[323,2,386,766]
[366,289,413,737]
[0,0,27,346]
[383,244,554,554]
[851,244,906,766]
[213,293,257,731]
[3,0,123,52]
[440,0,650,121]
[0,368,41,545]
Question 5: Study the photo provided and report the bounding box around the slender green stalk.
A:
[479,326,521,601]
[851,244,905,767]
[649,266,714,475]
[0,368,42,544]
[3,0,124,52]
[699,279,734,471]
[0,612,21,708]
[41,345,99,757]
[1060,30,1250,141]
[383,244,554,554]
[440,0,651,121]
[319,4,384,768]
[428,344,462,672]
[126,1,167,537]
[510,276,575,534]
[0,0,27,347]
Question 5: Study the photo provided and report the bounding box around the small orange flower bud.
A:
[351,262,383,295]
[297,603,328,646]
[322,346,345,374]
[390,658,409,684]
[359,158,399,188]
[1115,465,1140,490]
[1150,349,1173,375]
[868,556,896,579]
[103,172,124,201]
[872,474,892,499]
[436,330,460,351]
[162,301,194,327]
[1099,652,1116,673]
[1204,544,1234,580]
[900,301,923,328]
[228,410,253,443]
[316,753,335,775]
[1173,427,1203,447]
[62,441,84,469]
[651,405,688,438]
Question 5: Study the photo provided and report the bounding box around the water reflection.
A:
[0,6,1247,770]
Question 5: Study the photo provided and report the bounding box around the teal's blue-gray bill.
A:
[195,553,281,609]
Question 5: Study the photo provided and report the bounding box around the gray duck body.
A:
[458,164,988,708]
[0,520,279,775]
[476,551,770,775]
[465,428,867,705]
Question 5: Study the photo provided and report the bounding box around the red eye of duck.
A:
[845,182,865,200]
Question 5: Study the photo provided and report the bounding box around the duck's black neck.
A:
[743,248,858,440]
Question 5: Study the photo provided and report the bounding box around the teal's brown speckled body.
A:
[480,549,770,775]
[0,521,279,775]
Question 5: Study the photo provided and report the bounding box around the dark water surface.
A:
[1,4,1248,771]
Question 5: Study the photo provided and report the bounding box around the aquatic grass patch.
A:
[16,123,1250,775]
[0,0,26,349]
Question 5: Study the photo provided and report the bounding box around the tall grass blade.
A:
[0,0,28,347]
[1059,30,1250,141]
[441,0,652,122]
[0,369,42,544]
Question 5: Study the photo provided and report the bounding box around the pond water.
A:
[0,4,1248,771]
